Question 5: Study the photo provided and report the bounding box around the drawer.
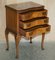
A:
[19,9,47,21]
[19,17,49,29]
[19,24,51,38]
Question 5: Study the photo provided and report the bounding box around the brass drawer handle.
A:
[42,12,46,15]
[44,20,48,23]
[29,31,33,36]
[27,23,31,27]
[46,27,50,31]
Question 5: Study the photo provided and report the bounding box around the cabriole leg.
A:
[41,33,45,50]
[15,34,21,58]
[5,28,9,50]
[30,37,32,43]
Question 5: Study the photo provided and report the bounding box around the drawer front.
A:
[20,9,47,21]
[19,24,51,38]
[20,17,49,29]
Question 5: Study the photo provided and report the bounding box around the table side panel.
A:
[6,7,19,33]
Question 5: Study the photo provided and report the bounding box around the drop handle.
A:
[29,30,34,36]
[46,27,50,31]
[42,12,46,15]
[27,23,31,27]
[44,20,48,23]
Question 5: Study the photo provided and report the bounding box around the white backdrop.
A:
[0,0,55,42]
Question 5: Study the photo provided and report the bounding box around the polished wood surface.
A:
[20,9,47,21]
[5,1,44,13]
[41,33,45,50]
[5,2,51,58]
[20,17,49,29]
[5,28,9,50]
[6,7,18,33]
[14,34,21,58]
[19,24,50,38]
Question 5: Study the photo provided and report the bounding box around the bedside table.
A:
[5,1,51,58]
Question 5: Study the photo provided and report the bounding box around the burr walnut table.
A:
[5,1,51,58]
